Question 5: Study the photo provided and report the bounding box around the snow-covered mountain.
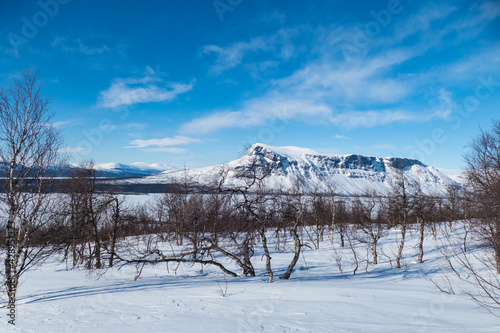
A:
[93,162,174,177]
[0,162,172,179]
[121,143,462,196]
[65,162,174,178]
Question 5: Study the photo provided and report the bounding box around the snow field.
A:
[1,220,499,332]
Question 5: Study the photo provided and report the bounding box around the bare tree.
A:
[353,193,387,265]
[324,181,343,247]
[432,121,500,316]
[464,120,500,274]
[444,183,466,227]
[438,223,500,316]
[309,189,330,249]
[114,168,265,280]
[388,165,413,269]
[231,185,273,280]
[229,159,275,282]
[158,169,200,247]
[279,178,306,280]
[0,70,65,321]
[64,162,117,270]
[105,195,125,268]
[411,179,435,264]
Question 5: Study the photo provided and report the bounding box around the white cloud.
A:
[333,134,353,140]
[439,45,500,80]
[276,49,415,104]
[143,147,188,154]
[478,1,500,21]
[202,39,270,74]
[329,109,418,128]
[125,135,201,149]
[433,89,454,119]
[371,144,396,150]
[51,37,109,55]
[182,2,497,135]
[201,28,298,75]
[98,77,193,108]
[392,4,458,42]
[58,147,87,154]
[99,123,148,131]
[50,119,82,128]
[181,98,332,134]
[182,45,424,134]
[447,0,500,33]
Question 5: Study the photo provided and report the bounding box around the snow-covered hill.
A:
[0,162,172,179]
[123,143,461,196]
[92,162,174,177]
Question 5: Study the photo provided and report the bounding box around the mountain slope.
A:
[124,143,461,196]
[92,162,174,177]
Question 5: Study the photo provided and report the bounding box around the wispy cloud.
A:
[182,42,453,134]
[181,98,331,134]
[434,89,454,119]
[329,109,418,128]
[181,91,454,134]
[201,28,299,75]
[371,144,396,150]
[58,147,87,154]
[51,37,109,55]
[202,39,270,74]
[98,76,194,108]
[50,119,82,128]
[478,0,500,21]
[183,2,497,134]
[439,45,500,81]
[392,3,458,42]
[446,0,500,35]
[333,134,353,140]
[276,49,415,104]
[142,147,188,154]
[124,135,202,152]
[99,123,148,131]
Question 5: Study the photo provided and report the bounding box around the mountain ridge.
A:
[121,143,462,196]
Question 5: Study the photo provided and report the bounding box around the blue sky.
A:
[1,0,499,170]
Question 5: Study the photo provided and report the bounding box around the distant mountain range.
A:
[0,144,463,195]
[90,162,175,178]
[17,162,174,179]
[116,143,463,196]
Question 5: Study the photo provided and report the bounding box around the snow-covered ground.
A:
[1,222,498,333]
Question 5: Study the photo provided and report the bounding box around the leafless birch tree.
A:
[0,70,65,321]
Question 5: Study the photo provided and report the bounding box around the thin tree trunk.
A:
[396,224,406,269]
[260,227,273,283]
[495,220,500,274]
[280,226,301,280]
[417,218,425,264]
[71,241,77,267]
[369,223,378,265]
[275,228,280,251]
[347,230,358,275]
[5,211,17,309]
[109,209,119,268]
[93,225,101,269]
[241,239,254,276]
[330,194,336,244]
[339,224,345,248]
